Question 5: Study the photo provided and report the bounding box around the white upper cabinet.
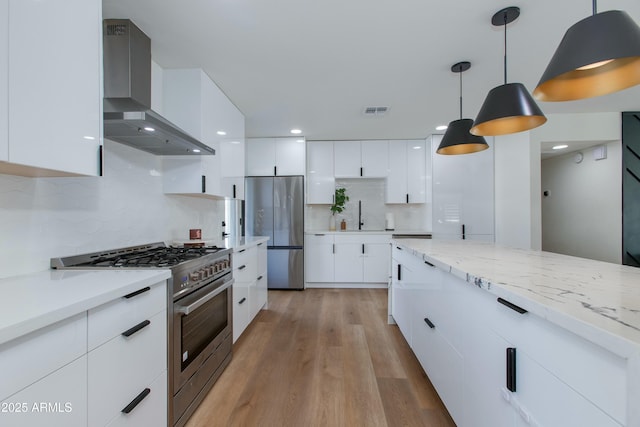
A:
[306,141,334,204]
[431,134,494,240]
[246,137,305,176]
[162,68,245,198]
[1,0,102,177]
[334,140,388,178]
[386,140,427,204]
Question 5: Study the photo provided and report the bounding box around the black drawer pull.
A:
[424,318,435,329]
[122,320,151,338]
[506,347,517,392]
[397,264,402,281]
[497,298,528,314]
[123,287,151,299]
[122,388,150,414]
[239,297,247,304]
[257,275,263,280]
[238,249,246,253]
[362,244,365,254]
[238,265,247,270]
[258,242,264,246]
[396,246,402,250]
[424,260,434,267]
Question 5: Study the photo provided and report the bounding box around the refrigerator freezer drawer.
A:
[267,248,304,290]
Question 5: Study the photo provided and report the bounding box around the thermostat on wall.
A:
[574,152,584,163]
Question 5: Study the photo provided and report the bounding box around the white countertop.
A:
[306,229,431,235]
[0,269,171,346]
[223,236,270,250]
[393,239,640,357]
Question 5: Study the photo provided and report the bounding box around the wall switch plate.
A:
[593,145,607,161]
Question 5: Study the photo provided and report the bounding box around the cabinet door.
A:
[0,0,7,162]
[8,0,101,176]
[1,356,87,427]
[305,234,334,283]
[221,139,245,199]
[386,141,408,203]
[162,157,222,198]
[391,258,412,346]
[363,243,390,283]
[432,134,494,239]
[306,141,335,204]
[333,242,363,282]
[275,137,305,175]
[334,140,361,177]
[406,140,427,203]
[246,138,276,176]
[233,284,249,342]
[361,140,389,177]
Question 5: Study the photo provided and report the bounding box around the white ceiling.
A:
[102,0,640,142]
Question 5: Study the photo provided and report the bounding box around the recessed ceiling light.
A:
[192,149,201,153]
[217,131,226,136]
[144,127,155,132]
[552,144,569,150]
[436,125,448,131]
[290,129,302,134]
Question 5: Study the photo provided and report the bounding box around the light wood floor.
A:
[186,288,456,427]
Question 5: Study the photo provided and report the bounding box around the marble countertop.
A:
[393,239,640,357]
[223,236,270,251]
[0,269,171,346]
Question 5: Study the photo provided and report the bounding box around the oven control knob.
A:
[208,266,215,275]
[199,270,206,280]
[189,272,199,282]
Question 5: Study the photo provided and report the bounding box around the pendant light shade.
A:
[471,7,546,137]
[437,61,489,155]
[534,9,640,101]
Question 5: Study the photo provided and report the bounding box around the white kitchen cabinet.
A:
[1,0,101,177]
[246,137,305,176]
[386,140,427,204]
[334,140,388,178]
[232,283,249,343]
[305,234,335,283]
[431,134,494,240]
[163,68,245,199]
[333,239,363,283]
[362,241,391,283]
[306,141,335,204]
[391,244,627,427]
[232,243,268,342]
[334,234,390,284]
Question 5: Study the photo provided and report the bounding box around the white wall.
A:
[541,141,622,263]
[0,140,224,278]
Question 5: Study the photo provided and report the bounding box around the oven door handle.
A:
[176,279,234,316]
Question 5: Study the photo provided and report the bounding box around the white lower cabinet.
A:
[391,245,627,427]
[232,242,268,342]
[305,234,335,283]
[232,284,249,343]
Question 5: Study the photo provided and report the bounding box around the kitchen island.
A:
[391,238,640,427]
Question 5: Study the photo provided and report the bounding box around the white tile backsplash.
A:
[0,140,224,278]
[306,178,431,231]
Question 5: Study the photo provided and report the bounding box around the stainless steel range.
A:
[51,242,234,427]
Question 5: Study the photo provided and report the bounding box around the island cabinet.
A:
[0,0,102,177]
[232,240,268,343]
[391,245,627,427]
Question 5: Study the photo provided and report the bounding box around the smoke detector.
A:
[363,106,389,116]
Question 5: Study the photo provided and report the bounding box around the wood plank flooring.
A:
[186,289,456,427]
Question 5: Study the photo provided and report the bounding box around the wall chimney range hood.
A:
[103,19,214,156]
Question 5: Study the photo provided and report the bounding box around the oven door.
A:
[173,275,233,391]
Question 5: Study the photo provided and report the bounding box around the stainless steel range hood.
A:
[103,19,214,156]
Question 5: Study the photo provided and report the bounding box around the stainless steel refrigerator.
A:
[245,176,304,290]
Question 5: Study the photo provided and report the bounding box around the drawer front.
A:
[233,246,256,270]
[105,371,167,427]
[88,310,167,427]
[490,292,626,424]
[305,234,334,245]
[88,281,166,350]
[1,355,87,427]
[0,312,87,401]
[233,285,249,343]
[233,248,257,283]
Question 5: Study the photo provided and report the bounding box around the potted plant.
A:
[329,188,349,230]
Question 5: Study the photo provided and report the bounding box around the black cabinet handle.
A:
[462,224,466,240]
[123,287,151,299]
[360,167,363,177]
[362,244,365,254]
[238,249,246,253]
[424,260,435,267]
[257,275,263,280]
[397,264,402,281]
[497,298,528,314]
[98,145,104,177]
[332,244,335,254]
[239,297,247,304]
[258,242,264,246]
[233,184,237,198]
[406,193,409,203]
[122,320,151,338]
[396,246,402,250]
[274,166,277,176]
[202,175,206,193]
[122,388,151,414]
[424,318,435,329]
[506,347,517,392]
[238,265,246,270]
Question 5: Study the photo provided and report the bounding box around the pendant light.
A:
[533,2,640,101]
[471,7,546,137]
[437,61,489,155]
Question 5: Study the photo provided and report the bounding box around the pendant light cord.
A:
[459,70,463,119]
[503,12,508,85]
[592,0,597,15]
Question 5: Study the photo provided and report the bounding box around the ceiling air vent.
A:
[363,106,389,116]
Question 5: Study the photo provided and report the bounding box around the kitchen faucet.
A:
[359,200,364,230]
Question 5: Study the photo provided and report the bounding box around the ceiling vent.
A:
[363,106,389,116]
